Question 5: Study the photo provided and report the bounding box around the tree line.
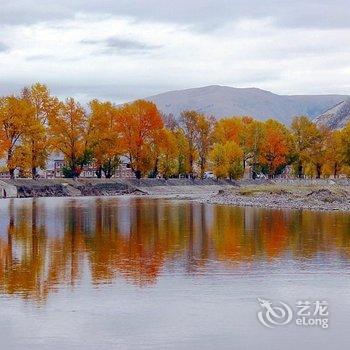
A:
[0,83,349,179]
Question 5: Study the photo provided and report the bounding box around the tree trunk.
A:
[333,163,338,178]
[31,139,36,179]
[189,155,193,178]
[316,164,322,179]
[152,157,159,178]
[7,149,14,179]
[135,170,142,179]
[9,168,15,179]
[96,165,102,178]
[200,157,205,179]
[104,162,112,178]
[32,167,37,179]
[297,161,303,178]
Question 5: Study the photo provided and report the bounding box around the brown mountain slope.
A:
[144,85,349,124]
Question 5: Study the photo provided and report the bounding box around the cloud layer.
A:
[0,1,349,102]
[2,0,350,29]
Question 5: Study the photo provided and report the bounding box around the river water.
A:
[0,197,349,349]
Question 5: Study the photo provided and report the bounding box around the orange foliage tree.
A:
[260,119,291,177]
[0,96,34,178]
[215,117,242,145]
[116,100,163,178]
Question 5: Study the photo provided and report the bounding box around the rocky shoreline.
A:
[199,187,350,212]
[146,179,350,212]
[0,178,349,212]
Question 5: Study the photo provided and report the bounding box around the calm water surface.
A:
[0,197,349,349]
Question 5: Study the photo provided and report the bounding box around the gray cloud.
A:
[1,0,349,30]
[26,54,55,61]
[81,37,160,54]
[0,0,349,103]
[0,42,9,52]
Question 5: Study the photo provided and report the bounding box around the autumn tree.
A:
[303,126,330,178]
[88,100,122,178]
[179,110,199,177]
[158,129,179,179]
[215,117,242,145]
[260,119,291,177]
[240,118,264,177]
[48,98,90,178]
[162,113,178,131]
[195,115,215,178]
[21,83,60,178]
[210,143,227,179]
[341,122,350,167]
[179,111,215,178]
[323,130,344,177]
[174,128,190,176]
[210,141,243,180]
[0,96,34,178]
[291,116,319,178]
[225,141,244,180]
[116,100,163,179]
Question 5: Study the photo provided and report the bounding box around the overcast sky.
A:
[0,0,350,103]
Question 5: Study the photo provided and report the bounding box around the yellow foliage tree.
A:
[303,126,330,178]
[88,100,122,178]
[291,116,321,178]
[158,129,179,179]
[224,141,244,180]
[48,98,90,178]
[210,141,244,180]
[196,115,215,178]
[180,110,199,177]
[21,83,60,178]
[239,118,264,176]
[210,143,227,179]
[323,130,345,177]
[341,122,350,167]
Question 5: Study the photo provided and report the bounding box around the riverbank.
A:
[0,178,349,211]
[199,180,350,212]
[142,178,350,212]
[0,178,236,198]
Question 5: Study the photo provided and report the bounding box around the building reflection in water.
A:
[0,197,349,302]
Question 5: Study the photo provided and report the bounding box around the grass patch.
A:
[238,185,292,196]
[236,183,350,199]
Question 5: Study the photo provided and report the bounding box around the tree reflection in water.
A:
[0,197,349,303]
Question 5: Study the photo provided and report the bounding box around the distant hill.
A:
[144,85,349,124]
[313,99,350,129]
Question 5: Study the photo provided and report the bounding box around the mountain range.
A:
[144,85,349,125]
[313,99,350,129]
